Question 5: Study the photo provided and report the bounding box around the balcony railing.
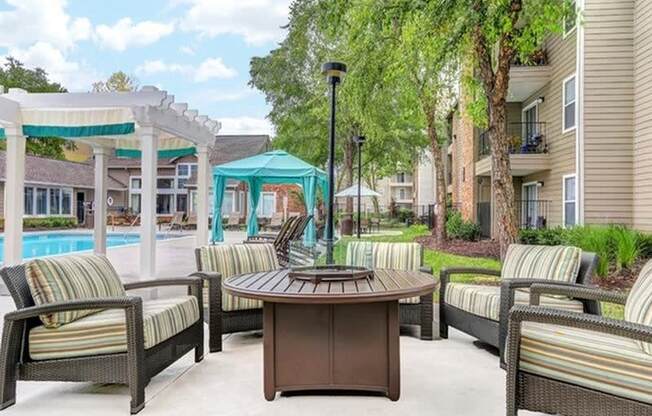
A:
[511,49,548,67]
[517,199,550,230]
[478,122,548,158]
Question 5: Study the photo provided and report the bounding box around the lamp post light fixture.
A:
[322,61,347,264]
[353,135,366,239]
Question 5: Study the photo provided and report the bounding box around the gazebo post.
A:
[139,126,159,278]
[4,125,25,265]
[196,144,210,246]
[93,146,108,255]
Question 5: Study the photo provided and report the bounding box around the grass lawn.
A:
[338,225,623,319]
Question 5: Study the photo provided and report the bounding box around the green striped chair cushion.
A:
[445,283,584,321]
[519,321,652,404]
[625,259,652,355]
[198,243,280,311]
[29,296,199,360]
[346,242,422,304]
[25,255,125,328]
[502,244,582,283]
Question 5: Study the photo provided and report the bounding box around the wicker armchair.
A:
[506,282,652,415]
[345,241,435,340]
[0,263,206,414]
[439,245,599,364]
[193,243,281,352]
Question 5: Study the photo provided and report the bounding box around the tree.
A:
[0,57,74,160]
[433,0,574,256]
[250,0,427,217]
[345,1,459,243]
[92,71,138,92]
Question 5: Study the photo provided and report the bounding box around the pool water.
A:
[0,232,174,263]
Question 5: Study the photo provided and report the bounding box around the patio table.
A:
[223,268,438,401]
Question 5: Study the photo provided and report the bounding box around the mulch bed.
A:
[416,236,501,260]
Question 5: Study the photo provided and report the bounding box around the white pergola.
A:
[0,86,219,278]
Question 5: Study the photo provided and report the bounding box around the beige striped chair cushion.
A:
[519,322,652,404]
[346,242,422,304]
[25,255,125,328]
[445,283,584,321]
[625,259,652,354]
[29,296,199,360]
[198,243,280,311]
[502,244,582,283]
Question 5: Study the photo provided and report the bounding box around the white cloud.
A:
[5,42,100,91]
[218,117,274,136]
[179,0,291,46]
[136,58,237,82]
[0,0,91,50]
[179,46,195,55]
[194,58,237,81]
[95,18,175,51]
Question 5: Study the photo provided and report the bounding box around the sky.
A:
[0,0,292,136]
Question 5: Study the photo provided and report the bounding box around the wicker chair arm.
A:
[189,271,221,282]
[529,283,628,306]
[4,296,142,322]
[124,277,203,292]
[439,267,501,285]
[509,304,652,345]
[419,265,433,275]
[246,235,274,242]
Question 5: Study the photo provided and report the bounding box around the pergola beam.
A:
[3,125,25,265]
[139,126,159,278]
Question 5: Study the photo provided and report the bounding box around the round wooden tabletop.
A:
[223,268,439,304]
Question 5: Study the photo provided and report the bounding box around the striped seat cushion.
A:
[25,255,126,328]
[346,242,423,304]
[198,243,280,311]
[625,259,652,354]
[445,283,584,321]
[519,321,652,404]
[502,244,582,283]
[29,296,199,360]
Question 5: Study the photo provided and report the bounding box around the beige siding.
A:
[583,0,635,225]
[633,0,652,230]
[519,32,578,227]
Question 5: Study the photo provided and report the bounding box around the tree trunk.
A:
[343,138,355,214]
[425,105,447,244]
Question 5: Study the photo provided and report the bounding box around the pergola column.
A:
[4,126,25,265]
[196,144,210,246]
[139,126,158,278]
[93,146,108,255]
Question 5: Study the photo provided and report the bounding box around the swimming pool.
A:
[0,232,176,263]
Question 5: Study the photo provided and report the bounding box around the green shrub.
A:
[23,216,77,229]
[611,225,639,270]
[635,231,652,258]
[446,211,481,241]
[566,226,612,277]
[397,208,415,224]
[518,227,567,246]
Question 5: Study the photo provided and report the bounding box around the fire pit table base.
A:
[263,301,400,401]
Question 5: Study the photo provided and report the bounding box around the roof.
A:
[0,151,127,190]
[107,134,270,169]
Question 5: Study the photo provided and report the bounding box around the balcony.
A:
[476,122,550,177]
[507,49,551,102]
[517,199,550,229]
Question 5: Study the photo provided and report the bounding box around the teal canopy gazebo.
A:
[211,150,328,245]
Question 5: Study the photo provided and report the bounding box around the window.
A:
[397,173,405,183]
[130,194,141,213]
[563,0,577,36]
[156,194,173,214]
[399,188,406,200]
[176,163,197,189]
[36,188,48,215]
[157,178,174,189]
[562,75,576,132]
[563,175,576,228]
[61,189,72,215]
[257,192,276,218]
[24,187,34,216]
[176,194,187,213]
[130,177,141,190]
[49,189,61,215]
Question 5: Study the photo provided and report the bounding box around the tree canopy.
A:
[92,71,138,92]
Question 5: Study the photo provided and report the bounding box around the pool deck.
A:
[0,231,544,416]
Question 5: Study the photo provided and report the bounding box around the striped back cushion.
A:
[25,255,125,328]
[198,243,280,278]
[502,244,581,283]
[346,242,421,271]
[625,259,652,354]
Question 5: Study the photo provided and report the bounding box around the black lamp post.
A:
[353,135,366,238]
[322,61,347,264]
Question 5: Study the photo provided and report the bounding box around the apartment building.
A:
[445,0,652,237]
[376,172,415,211]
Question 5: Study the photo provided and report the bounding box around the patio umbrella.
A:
[335,184,381,198]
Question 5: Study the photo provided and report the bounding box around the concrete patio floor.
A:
[0,232,543,416]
